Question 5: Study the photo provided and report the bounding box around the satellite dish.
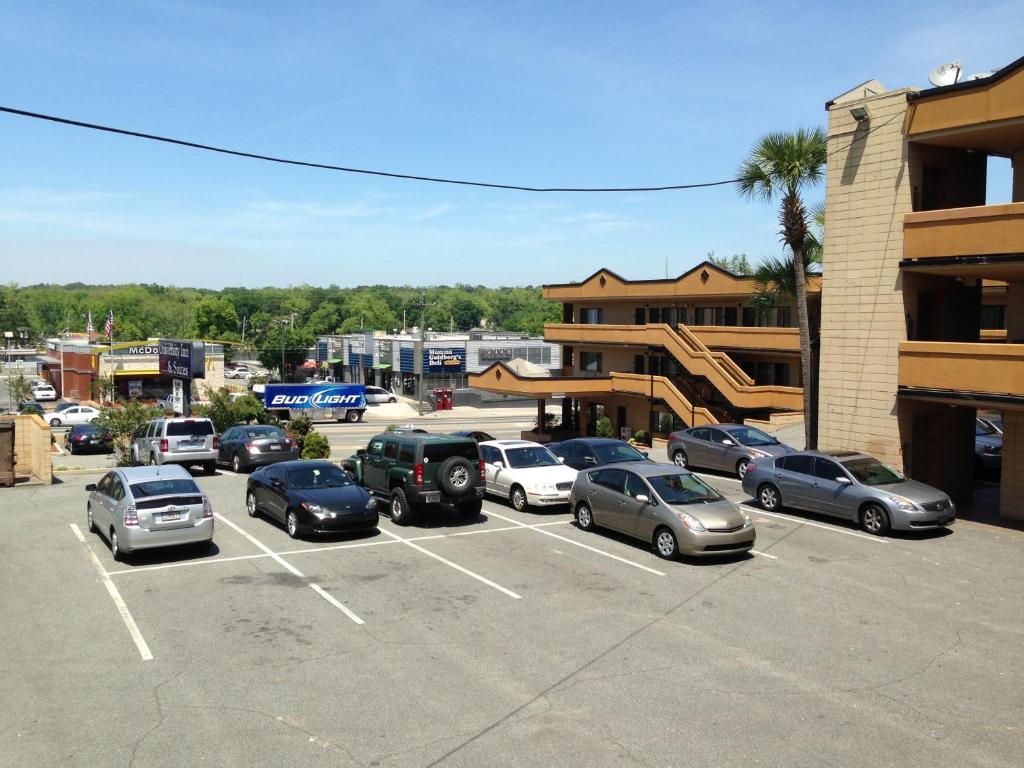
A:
[965,70,995,81]
[928,60,963,87]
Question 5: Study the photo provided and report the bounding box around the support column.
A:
[1012,151,1024,203]
[536,398,546,438]
[1000,411,1024,521]
[1006,282,1024,343]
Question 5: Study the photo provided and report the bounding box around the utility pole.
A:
[280,321,286,383]
[413,293,428,416]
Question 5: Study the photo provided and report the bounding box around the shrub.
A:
[631,430,651,447]
[288,414,313,436]
[300,431,331,459]
[595,416,614,438]
[94,400,164,467]
[7,374,32,406]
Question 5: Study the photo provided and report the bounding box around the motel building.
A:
[470,261,817,444]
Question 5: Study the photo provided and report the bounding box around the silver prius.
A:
[741,450,956,535]
[85,465,214,561]
[569,462,755,559]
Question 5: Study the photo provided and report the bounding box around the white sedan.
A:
[33,384,58,401]
[48,405,101,427]
[479,439,579,511]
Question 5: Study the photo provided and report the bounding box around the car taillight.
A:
[202,497,213,519]
[123,504,138,527]
[746,462,756,474]
[159,439,168,452]
[75,435,86,442]
[413,463,424,485]
[479,459,486,482]
[213,436,219,449]
[289,438,298,449]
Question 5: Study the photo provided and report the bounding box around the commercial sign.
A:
[127,380,143,398]
[263,384,366,410]
[122,344,160,356]
[425,348,465,374]
[158,339,206,379]
[171,379,184,414]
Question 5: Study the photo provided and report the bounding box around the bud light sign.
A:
[264,384,365,410]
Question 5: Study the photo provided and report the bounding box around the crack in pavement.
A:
[127,672,180,768]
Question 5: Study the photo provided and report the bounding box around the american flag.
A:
[104,309,114,341]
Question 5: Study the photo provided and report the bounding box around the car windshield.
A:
[287,465,352,490]
[505,446,560,468]
[648,473,722,504]
[77,425,103,435]
[841,458,904,486]
[167,420,214,436]
[130,478,201,497]
[976,421,999,436]
[244,426,285,440]
[592,443,647,463]
[725,426,778,447]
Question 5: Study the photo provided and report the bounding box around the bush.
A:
[94,400,164,467]
[192,388,269,433]
[7,374,32,406]
[300,431,331,459]
[631,430,651,447]
[288,414,313,436]
[595,415,614,438]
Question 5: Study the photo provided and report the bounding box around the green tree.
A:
[8,374,33,408]
[189,296,240,340]
[738,128,827,449]
[707,252,754,276]
[256,325,314,381]
[595,415,614,438]
[94,400,163,466]
[300,431,330,459]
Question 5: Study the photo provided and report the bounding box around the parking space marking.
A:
[749,549,778,560]
[484,510,667,577]
[214,513,364,624]
[739,505,890,544]
[70,523,153,661]
[107,551,272,576]
[377,528,523,599]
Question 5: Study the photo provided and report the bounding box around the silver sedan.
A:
[85,465,214,561]
[667,424,794,479]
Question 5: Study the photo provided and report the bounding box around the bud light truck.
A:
[253,383,367,423]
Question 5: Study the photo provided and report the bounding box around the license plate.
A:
[269,445,282,451]
[161,513,181,522]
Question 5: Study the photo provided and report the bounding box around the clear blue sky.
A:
[2,1,1021,288]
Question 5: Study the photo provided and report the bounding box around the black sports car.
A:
[449,430,496,443]
[547,437,651,471]
[65,423,114,454]
[246,460,379,539]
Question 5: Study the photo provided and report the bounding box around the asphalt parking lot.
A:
[2,469,1022,767]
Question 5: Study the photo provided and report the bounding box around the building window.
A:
[980,305,1006,330]
[580,308,604,324]
[648,307,662,323]
[693,307,709,325]
[723,307,738,327]
[580,351,603,373]
[742,306,756,327]
[634,307,646,325]
[634,354,645,374]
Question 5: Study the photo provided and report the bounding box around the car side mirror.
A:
[836,476,851,484]
[583,456,597,464]
[556,456,565,463]
[635,494,650,504]
[356,449,366,457]
[85,483,97,492]
[493,461,503,469]
[722,439,735,446]
[640,451,649,458]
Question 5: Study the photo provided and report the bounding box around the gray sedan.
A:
[667,424,794,479]
[741,450,955,535]
[569,462,755,559]
[85,465,215,560]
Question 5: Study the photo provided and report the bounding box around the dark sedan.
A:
[246,461,379,539]
[218,424,298,472]
[449,430,496,443]
[547,438,651,471]
[65,423,113,454]
[19,402,45,417]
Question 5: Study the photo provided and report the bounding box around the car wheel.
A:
[286,510,300,539]
[388,397,396,403]
[672,450,688,468]
[575,502,595,531]
[389,488,413,526]
[149,453,158,466]
[110,529,123,562]
[203,461,216,475]
[87,505,96,533]
[510,485,528,512]
[346,410,360,423]
[459,499,482,518]
[758,483,781,511]
[246,491,258,517]
[68,443,77,455]
[232,454,242,473]
[736,458,751,479]
[653,526,678,559]
[860,504,890,536]
[49,417,61,427]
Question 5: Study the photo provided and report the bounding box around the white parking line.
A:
[750,549,778,560]
[485,510,667,577]
[70,523,153,661]
[739,505,889,544]
[214,513,365,623]
[377,528,522,599]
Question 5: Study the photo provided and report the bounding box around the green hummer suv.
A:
[342,432,484,525]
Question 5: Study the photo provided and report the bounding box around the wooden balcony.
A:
[899,341,1024,399]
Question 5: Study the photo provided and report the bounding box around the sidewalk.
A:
[360,398,545,424]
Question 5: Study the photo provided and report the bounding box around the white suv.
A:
[132,417,219,473]
[32,383,57,401]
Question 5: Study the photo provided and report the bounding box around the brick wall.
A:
[819,89,914,467]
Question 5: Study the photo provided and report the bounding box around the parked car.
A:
[342,432,485,524]
[224,364,254,380]
[217,424,298,472]
[54,400,80,412]
[479,440,579,511]
[547,438,651,471]
[32,383,57,401]
[18,402,45,417]
[65,423,113,454]
[131,417,218,473]
[85,465,214,561]
[246,460,378,539]
[569,463,755,559]
[742,450,955,535]
[975,418,1002,474]
[364,386,397,404]
[449,430,495,443]
[668,424,795,479]
[48,405,101,427]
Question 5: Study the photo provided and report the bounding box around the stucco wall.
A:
[0,414,53,484]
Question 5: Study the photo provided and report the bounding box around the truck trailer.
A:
[252,382,367,423]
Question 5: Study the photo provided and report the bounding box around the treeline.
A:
[0,282,559,364]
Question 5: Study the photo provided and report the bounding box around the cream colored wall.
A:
[1,414,53,484]
[819,90,914,466]
[573,346,636,376]
[1000,412,1024,521]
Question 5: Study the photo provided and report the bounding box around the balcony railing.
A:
[690,325,800,352]
[903,202,1024,261]
[899,341,1024,398]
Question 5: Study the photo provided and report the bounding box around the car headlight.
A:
[742,511,753,528]
[301,502,325,515]
[365,495,377,510]
[532,483,555,493]
[748,449,770,458]
[675,510,706,532]
[886,494,917,512]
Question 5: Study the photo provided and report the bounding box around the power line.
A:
[0,105,741,193]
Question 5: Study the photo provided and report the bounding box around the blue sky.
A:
[1,0,1022,288]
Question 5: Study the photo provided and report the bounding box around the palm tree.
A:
[738,128,827,449]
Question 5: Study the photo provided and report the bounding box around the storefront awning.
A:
[327,358,342,364]
[113,369,160,377]
[372,363,391,369]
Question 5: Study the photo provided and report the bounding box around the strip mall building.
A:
[471,57,1022,523]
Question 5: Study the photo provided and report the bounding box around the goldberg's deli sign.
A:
[158,339,206,379]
